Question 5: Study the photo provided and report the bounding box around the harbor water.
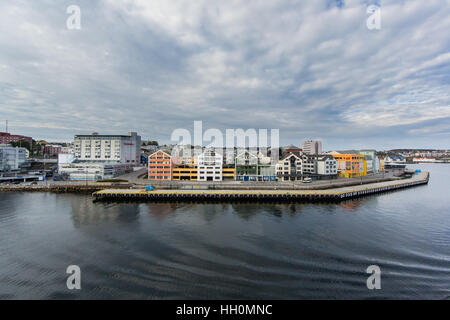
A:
[0,164,449,299]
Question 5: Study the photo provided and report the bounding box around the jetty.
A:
[92,171,429,202]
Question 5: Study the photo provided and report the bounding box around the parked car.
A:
[302,177,313,183]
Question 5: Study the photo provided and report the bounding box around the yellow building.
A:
[379,159,385,172]
[222,167,235,181]
[172,167,198,181]
[331,154,365,178]
[362,159,368,177]
[172,166,235,181]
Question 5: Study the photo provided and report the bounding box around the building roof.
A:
[74,132,138,138]
[0,132,32,139]
[149,150,172,158]
[315,154,335,161]
[280,151,302,160]
[387,155,405,161]
[334,149,361,155]
[236,150,258,158]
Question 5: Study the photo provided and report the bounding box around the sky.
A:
[0,0,449,150]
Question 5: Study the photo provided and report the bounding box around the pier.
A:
[93,172,429,202]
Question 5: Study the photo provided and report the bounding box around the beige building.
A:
[276,152,303,181]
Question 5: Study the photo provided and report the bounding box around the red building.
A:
[285,145,303,153]
[43,145,62,156]
[0,132,32,146]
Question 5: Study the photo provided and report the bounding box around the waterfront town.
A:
[0,129,448,186]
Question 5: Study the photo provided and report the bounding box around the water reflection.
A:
[144,202,180,220]
[338,199,365,212]
[0,164,446,299]
[69,196,141,227]
[67,194,373,231]
[139,202,322,221]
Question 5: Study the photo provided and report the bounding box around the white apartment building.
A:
[73,132,141,164]
[364,156,374,174]
[197,149,223,181]
[301,154,316,175]
[302,140,322,155]
[316,155,338,176]
[299,154,338,177]
[0,145,27,172]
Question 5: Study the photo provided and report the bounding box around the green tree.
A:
[10,140,31,153]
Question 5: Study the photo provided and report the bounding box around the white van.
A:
[302,177,312,183]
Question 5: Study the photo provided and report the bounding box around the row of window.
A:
[150,176,170,180]
[335,157,362,160]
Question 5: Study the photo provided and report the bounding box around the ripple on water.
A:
[0,164,449,299]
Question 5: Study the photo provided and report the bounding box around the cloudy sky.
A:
[0,0,449,150]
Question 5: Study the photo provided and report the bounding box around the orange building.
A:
[148,150,172,181]
[331,154,364,178]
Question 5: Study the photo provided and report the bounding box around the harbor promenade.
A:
[93,171,429,202]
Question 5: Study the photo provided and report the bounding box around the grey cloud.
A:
[0,0,449,149]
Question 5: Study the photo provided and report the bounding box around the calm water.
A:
[0,164,449,299]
